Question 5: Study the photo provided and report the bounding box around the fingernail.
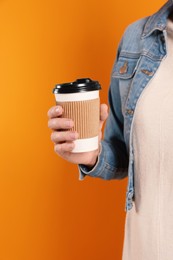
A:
[55,107,60,114]
[65,120,73,128]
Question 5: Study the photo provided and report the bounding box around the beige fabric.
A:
[122,18,173,260]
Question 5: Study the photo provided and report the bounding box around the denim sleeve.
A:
[77,38,129,181]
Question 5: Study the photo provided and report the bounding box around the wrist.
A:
[83,143,102,168]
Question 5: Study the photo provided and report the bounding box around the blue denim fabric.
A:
[78,0,173,211]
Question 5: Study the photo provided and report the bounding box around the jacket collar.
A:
[142,0,173,38]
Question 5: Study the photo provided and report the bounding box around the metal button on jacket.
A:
[126,109,134,115]
[141,69,154,76]
[119,61,128,74]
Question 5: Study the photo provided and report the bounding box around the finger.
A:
[99,103,109,129]
[100,103,109,122]
[47,105,63,118]
[54,142,75,154]
[51,131,79,143]
[98,131,102,142]
[48,118,74,130]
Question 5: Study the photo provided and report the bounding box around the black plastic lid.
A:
[53,78,101,94]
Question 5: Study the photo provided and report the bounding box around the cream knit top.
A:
[122,17,173,260]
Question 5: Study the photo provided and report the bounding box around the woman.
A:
[47,0,173,259]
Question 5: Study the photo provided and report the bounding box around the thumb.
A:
[99,103,109,129]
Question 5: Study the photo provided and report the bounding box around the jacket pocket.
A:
[112,56,140,79]
[111,56,141,117]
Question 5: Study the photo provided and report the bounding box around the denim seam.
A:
[116,51,164,62]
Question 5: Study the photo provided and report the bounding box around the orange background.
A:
[0,0,166,259]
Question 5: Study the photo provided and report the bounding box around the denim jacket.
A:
[78,0,173,211]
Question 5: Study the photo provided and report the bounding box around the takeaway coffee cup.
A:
[53,78,101,153]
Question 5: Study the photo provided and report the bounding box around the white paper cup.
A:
[53,78,101,153]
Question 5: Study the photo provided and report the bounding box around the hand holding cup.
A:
[48,78,108,167]
[47,103,108,167]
